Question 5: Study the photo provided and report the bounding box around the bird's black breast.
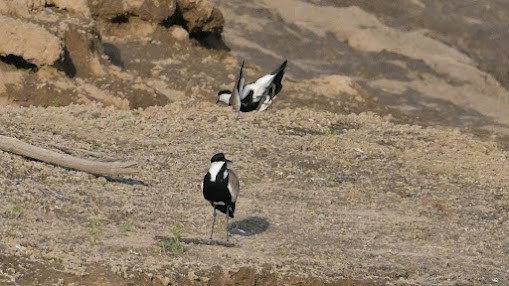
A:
[240,90,260,112]
[240,102,260,112]
[203,168,233,207]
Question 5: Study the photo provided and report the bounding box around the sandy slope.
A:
[218,0,509,145]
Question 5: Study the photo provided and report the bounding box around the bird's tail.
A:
[271,60,287,95]
[215,203,236,218]
[229,202,236,218]
[270,60,287,76]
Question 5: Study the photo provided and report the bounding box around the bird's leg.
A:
[226,207,230,242]
[210,206,217,240]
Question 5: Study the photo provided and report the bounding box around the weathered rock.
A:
[0,0,88,18]
[169,25,189,41]
[0,15,63,66]
[176,0,223,33]
[58,22,106,77]
[0,0,37,18]
[0,0,224,109]
[47,0,90,17]
[88,0,176,23]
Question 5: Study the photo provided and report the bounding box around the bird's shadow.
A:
[228,216,269,236]
[105,176,148,186]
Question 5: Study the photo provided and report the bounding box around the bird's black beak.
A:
[226,159,233,163]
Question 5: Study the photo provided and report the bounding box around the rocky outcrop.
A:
[47,0,90,17]
[176,0,224,33]
[90,0,224,38]
[0,15,63,66]
[0,0,89,18]
[0,0,225,108]
[0,0,104,75]
[88,0,176,23]
[58,21,105,77]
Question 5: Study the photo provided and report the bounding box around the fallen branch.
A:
[155,235,235,247]
[0,135,137,177]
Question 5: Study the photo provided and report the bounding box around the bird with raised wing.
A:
[217,60,287,112]
[202,153,240,242]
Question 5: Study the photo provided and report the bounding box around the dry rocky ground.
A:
[1,0,509,285]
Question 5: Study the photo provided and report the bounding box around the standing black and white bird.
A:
[202,153,240,242]
[217,60,288,112]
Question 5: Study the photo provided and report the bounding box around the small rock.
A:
[158,276,172,285]
[187,271,198,281]
[170,26,189,41]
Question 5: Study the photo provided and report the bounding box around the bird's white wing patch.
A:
[251,74,275,99]
[208,161,224,182]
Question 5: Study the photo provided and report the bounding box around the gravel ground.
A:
[0,98,508,285]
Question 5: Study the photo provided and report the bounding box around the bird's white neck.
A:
[208,161,226,182]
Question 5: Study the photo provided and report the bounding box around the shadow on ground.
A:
[229,216,270,236]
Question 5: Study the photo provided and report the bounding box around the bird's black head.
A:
[211,152,232,163]
[217,90,232,96]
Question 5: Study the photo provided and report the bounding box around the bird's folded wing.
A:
[227,169,240,202]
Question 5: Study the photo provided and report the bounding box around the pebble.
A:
[170,26,189,41]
